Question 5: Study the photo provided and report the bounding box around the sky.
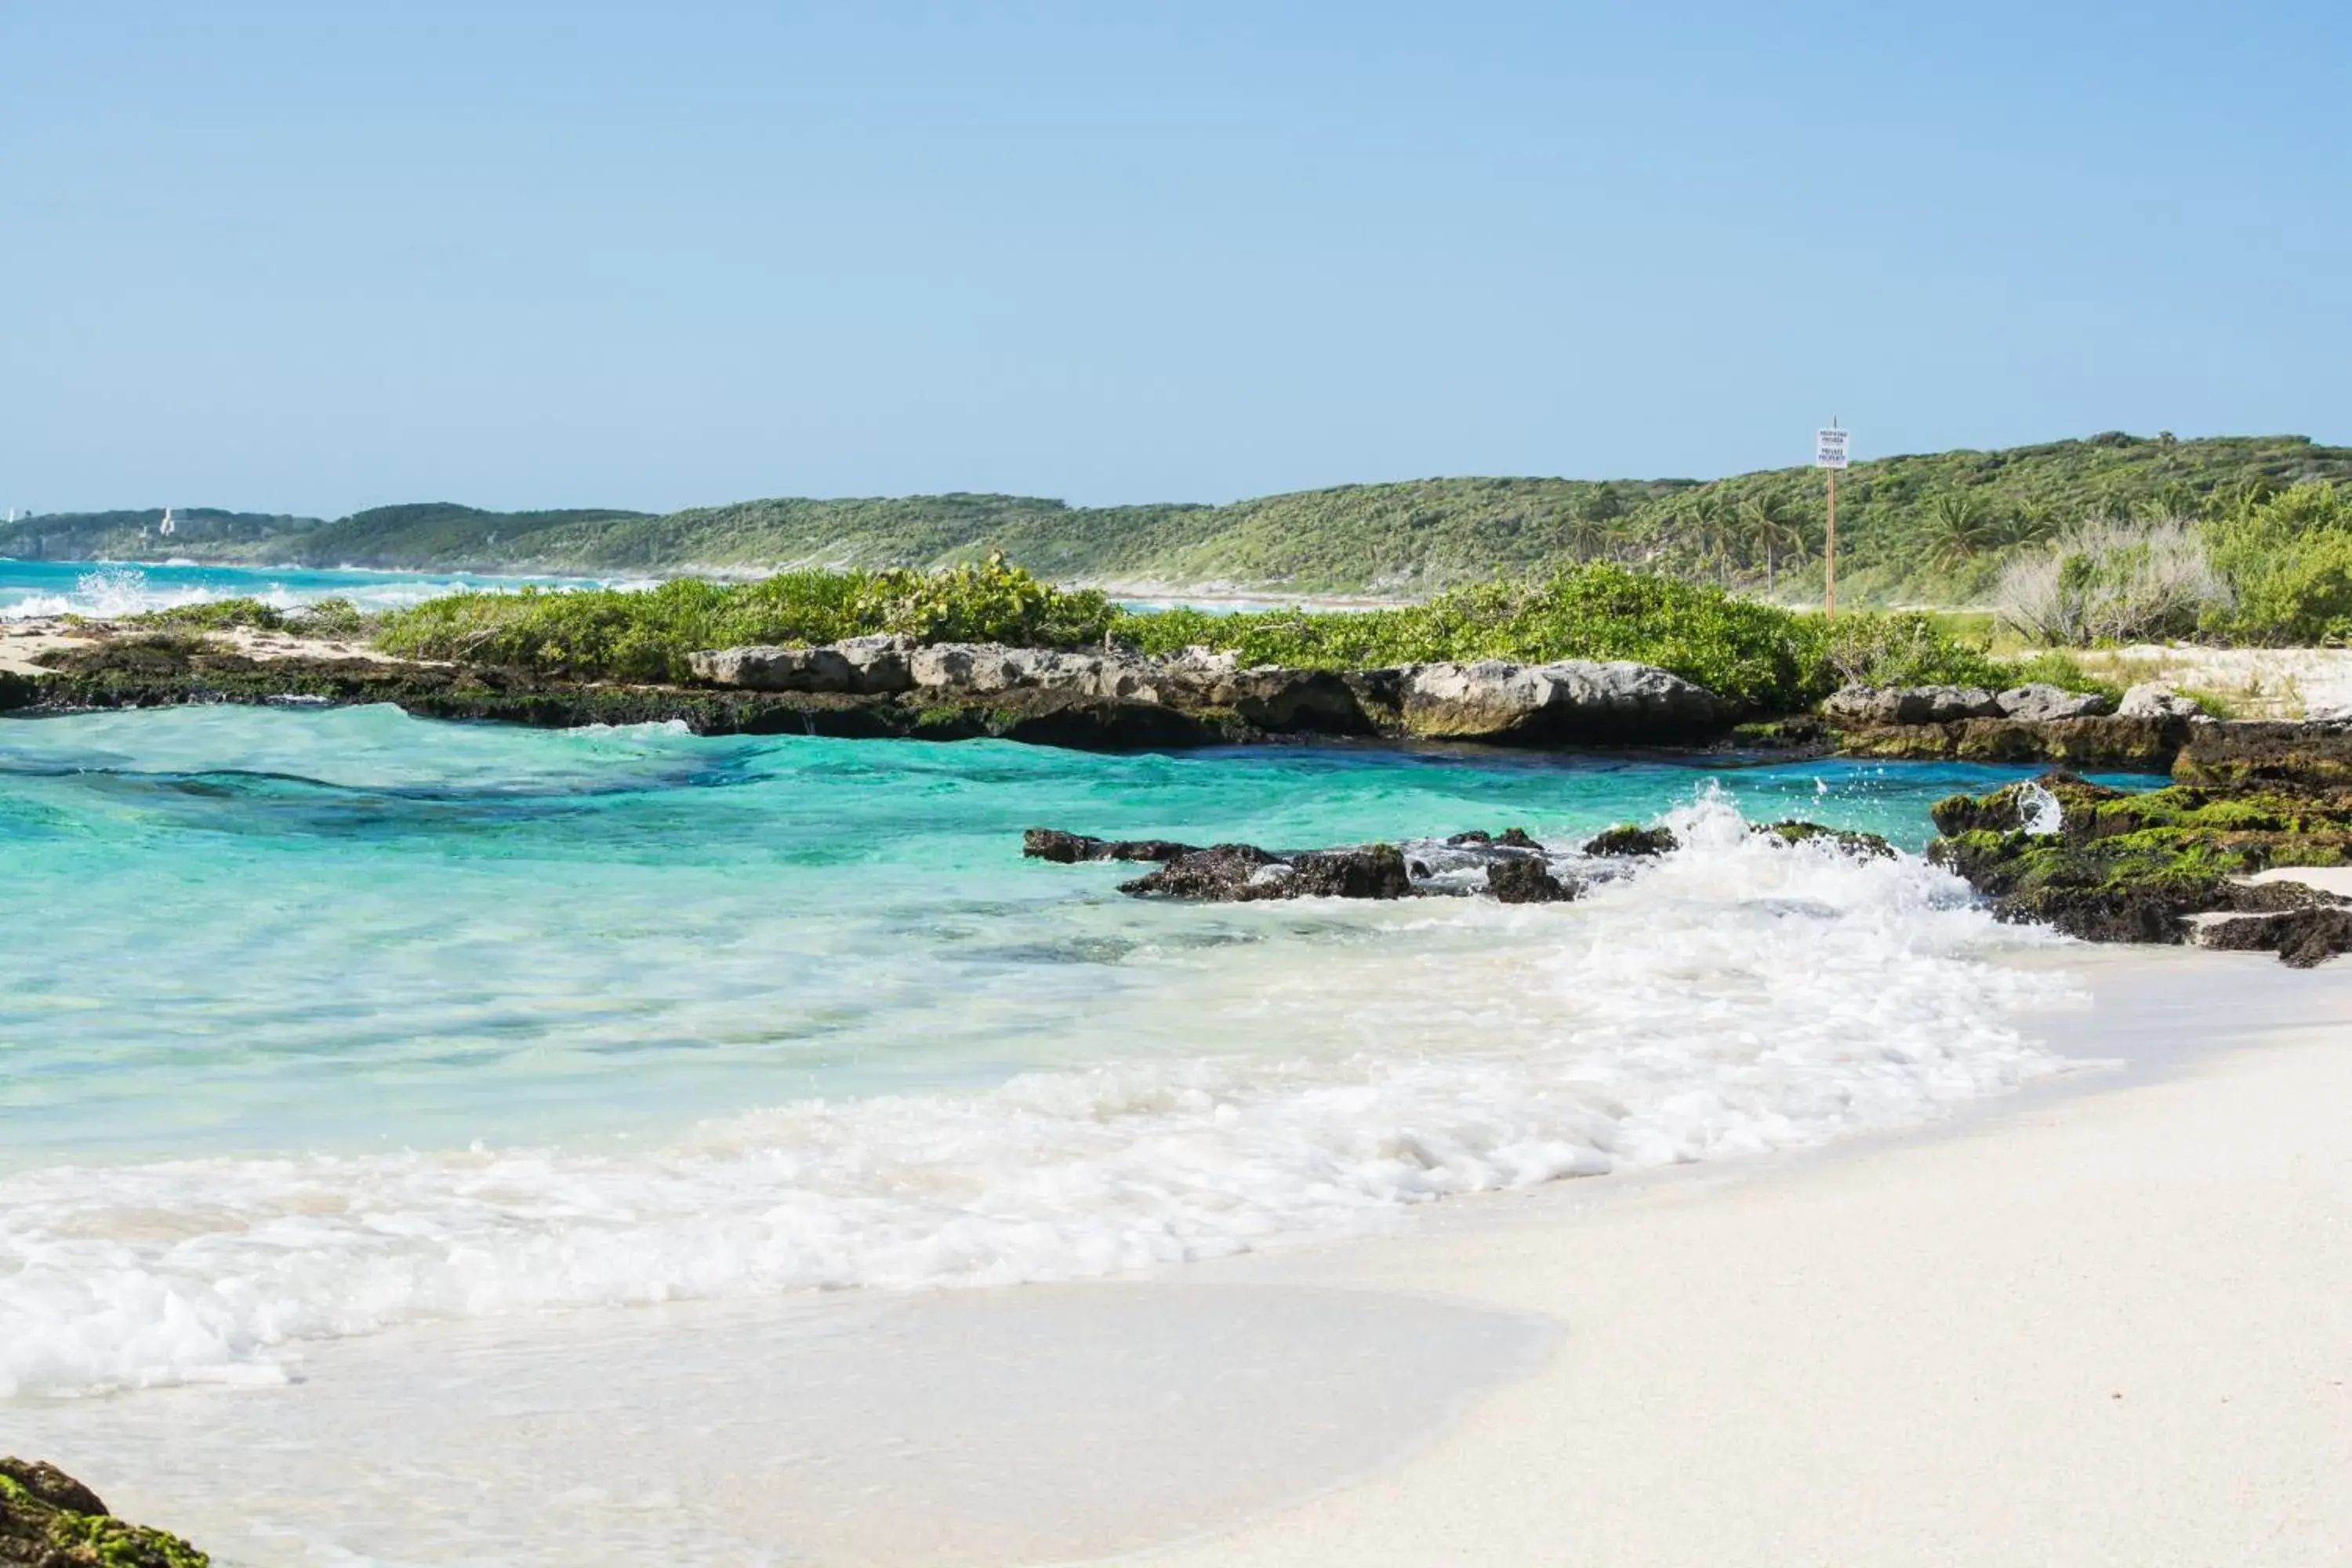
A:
[3,1,2347,518]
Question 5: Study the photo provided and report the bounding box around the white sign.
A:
[1815,427,1849,470]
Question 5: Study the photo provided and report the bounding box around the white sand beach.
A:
[1152,947,2352,1568]
[20,946,2349,1567]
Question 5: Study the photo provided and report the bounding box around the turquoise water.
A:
[0,705,2148,1398]
[0,558,608,619]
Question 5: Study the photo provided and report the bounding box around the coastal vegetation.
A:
[370,556,2042,715]
[12,433,2350,612]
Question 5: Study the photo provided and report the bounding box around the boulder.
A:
[1399,659,1725,744]
[2118,682,2205,720]
[1486,857,1576,903]
[690,634,914,695]
[1995,683,2114,721]
[1822,684,2002,725]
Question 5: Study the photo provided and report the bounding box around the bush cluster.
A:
[374,557,1116,682]
[127,596,376,640]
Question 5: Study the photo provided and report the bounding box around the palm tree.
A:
[1919,489,2005,572]
[1739,495,1806,596]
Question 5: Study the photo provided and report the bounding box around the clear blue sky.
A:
[4,1,2346,518]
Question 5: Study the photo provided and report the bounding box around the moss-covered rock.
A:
[1583,824,1679,857]
[1754,820,1896,858]
[0,1459,209,1568]
[1924,771,2352,956]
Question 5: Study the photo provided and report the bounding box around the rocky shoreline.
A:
[2,619,2323,772]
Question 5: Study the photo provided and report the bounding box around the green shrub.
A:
[2203,483,2352,645]
[125,597,287,632]
[374,559,1113,681]
[284,597,372,639]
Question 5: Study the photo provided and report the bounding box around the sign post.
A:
[1814,423,1849,619]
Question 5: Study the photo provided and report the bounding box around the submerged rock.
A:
[0,1457,209,1568]
[1582,823,1679,857]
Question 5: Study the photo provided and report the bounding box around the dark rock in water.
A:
[2198,906,2352,967]
[1583,823,1679,857]
[1287,844,1415,899]
[1117,844,1291,900]
[1446,826,1541,849]
[1,1457,209,1566]
[1108,842,1415,902]
[1755,820,1896,858]
[1486,857,1575,903]
[1021,829,1200,864]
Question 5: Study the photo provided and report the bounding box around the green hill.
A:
[7,432,2347,602]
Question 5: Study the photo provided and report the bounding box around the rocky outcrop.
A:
[1395,659,1726,745]
[1995,683,2114,721]
[2195,905,2352,967]
[1,1458,209,1568]
[2172,720,2352,789]
[1835,713,2187,770]
[1926,771,2352,960]
[688,634,913,695]
[1823,685,2003,725]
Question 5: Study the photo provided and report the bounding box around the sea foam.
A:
[0,795,2080,1398]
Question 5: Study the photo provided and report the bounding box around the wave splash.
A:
[0,793,2078,1399]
